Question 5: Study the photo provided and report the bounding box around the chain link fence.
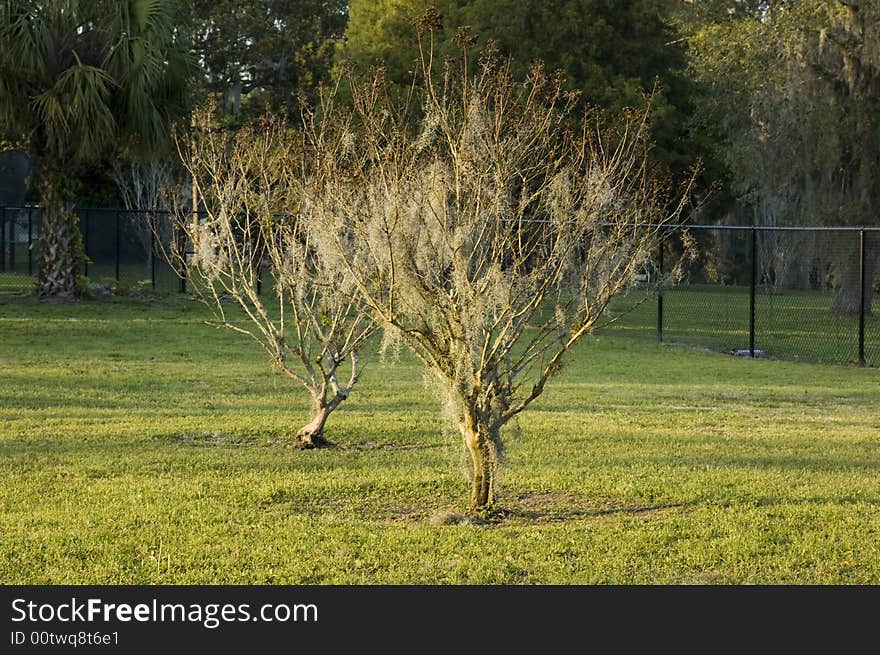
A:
[2,206,878,366]
[0,206,186,295]
[0,206,40,288]
[607,225,880,367]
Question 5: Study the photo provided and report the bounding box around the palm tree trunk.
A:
[36,174,82,298]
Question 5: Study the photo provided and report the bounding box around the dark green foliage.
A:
[342,0,697,174]
[0,0,197,296]
[0,0,196,165]
[194,0,348,122]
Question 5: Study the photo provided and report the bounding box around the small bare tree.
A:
[172,114,377,447]
[112,157,176,213]
[299,16,694,507]
[111,156,180,277]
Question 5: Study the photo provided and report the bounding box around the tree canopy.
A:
[343,0,695,173]
[194,0,348,121]
[685,0,879,228]
[0,0,195,167]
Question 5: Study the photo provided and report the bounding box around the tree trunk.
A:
[225,80,242,118]
[830,251,874,316]
[460,416,501,509]
[295,402,334,448]
[865,236,879,316]
[36,174,82,298]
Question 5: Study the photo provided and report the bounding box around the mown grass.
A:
[0,292,879,584]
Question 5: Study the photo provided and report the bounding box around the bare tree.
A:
[112,157,176,214]
[111,156,180,277]
[172,114,377,447]
[299,17,695,508]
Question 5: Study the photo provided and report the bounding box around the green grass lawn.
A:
[1,291,879,584]
[7,266,878,365]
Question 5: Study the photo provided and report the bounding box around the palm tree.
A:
[0,0,195,297]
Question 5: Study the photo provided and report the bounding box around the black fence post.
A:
[27,206,33,276]
[858,228,866,367]
[115,210,121,282]
[0,206,6,272]
[749,226,757,358]
[657,233,664,342]
[83,209,90,278]
[150,221,157,290]
[8,211,15,272]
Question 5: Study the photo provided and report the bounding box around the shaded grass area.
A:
[1,293,879,584]
[0,262,185,297]
[7,269,878,365]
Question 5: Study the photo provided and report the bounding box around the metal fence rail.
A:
[1,205,879,367]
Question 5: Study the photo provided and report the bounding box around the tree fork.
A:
[295,401,337,448]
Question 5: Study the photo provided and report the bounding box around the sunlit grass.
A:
[0,293,878,584]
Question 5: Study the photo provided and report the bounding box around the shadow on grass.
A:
[336,440,442,452]
[485,491,690,525]
[615,452,880,474]
[487,489,880,526]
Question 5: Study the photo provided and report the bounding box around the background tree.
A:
[303,19,694,508]
[342,0,695,175]
[0,0,196,297]
[110,155,182,280]
[673,0,785,22]
[685,0,880,311]
[194,0,348,122]
[173,112,376,447]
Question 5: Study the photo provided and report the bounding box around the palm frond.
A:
[3,0,194,163]
[133,0,162,33]
[1,1,49,80]
[44,54,118,160]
